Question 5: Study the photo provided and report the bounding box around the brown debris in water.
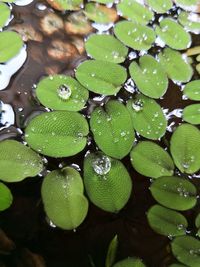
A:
[9,24,43,42]
[0,228,15,255]
[40,12,64,36]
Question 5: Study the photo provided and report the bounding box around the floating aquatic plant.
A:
[178,11,200,33]
[147,0,173,13]
[183,104,200,124]
[183,80,200,100]
[113,257,146,267]
[0,3,10,28]
[0,183,13,211]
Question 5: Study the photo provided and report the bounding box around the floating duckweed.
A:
[92,155,111,175]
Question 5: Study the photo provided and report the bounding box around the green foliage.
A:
[147,0,173,13]
[147,204,188,237]
[90,100,135,159]
[169,264,187,267]
[0,183,13,211]
[114,21,156,51]
[175,0,199,10]
[83,152,132,213]
[25,111,89,157]
[75,60,127,95]
[52,0,82,10]
[178,11,200,33]
[127,94,167,140]
[105,235,118,267]
[0,140,43,182]
[129,55,168,99]
[113,257,146,267]
[171,236,200,267]
[130,141,174,178]
[158,48,193,83]
[41,167,88,230]
[170,124,200,174]
[0,31,23,63]
[150,176,197,211]
[183,80,200,101]
[36,75,89,111]
[195,213,200,237]
[183,104,200,125]
[85,34,128,63]
[0,3,10,28]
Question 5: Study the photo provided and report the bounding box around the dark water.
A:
[0,1,200,267]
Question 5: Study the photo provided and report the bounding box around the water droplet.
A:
[132,99,143,112]
[57,84,71,100]
[92,155,111,175]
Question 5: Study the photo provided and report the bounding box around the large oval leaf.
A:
[129,55,168,99]
[75,60,127,95]
[25,111,89,157]
[42,167,88,230]
[147,204,188,237]
[127,94,167,140]
[114,21,156,51]
[147,0,173,13]
[150,176,197,211]
[171,236,200,267]
[83,152,132,213]
[183,80,200,100]
[113,258,146,267]
[85,34,128,63]
[0,140,43,182]
[170,124,200,174]
[183,104,200,125]
[130,141,174,178]
[90,100,135,159]
[0,183,13,211]
[0,3,10,28]
[36,75,89,111]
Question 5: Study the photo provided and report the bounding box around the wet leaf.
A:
[42,167,88,230]
[85,34,128,63]
[117,0,153,25]
[0,3,10,28]
[36,75,89,111]
[129,55,168,99]
[105,235,118,267]
[83,152,132,213]
[114,21,156,51]
[90,100,135,159]
[158,48,193,83]
[25,111,89,157]
[171,236,200,267]
[183,104,200,124]
[127,94,167,140]
[147,0,173,13]
[0,31,23,63]
[178,11,200,33]
[147,204,188,237]
[113,257,146,267]
[156,18,191,50]
[183,80,200,100]
[75,60,127,95]
[130,141,174,178]
[170,124,200,174]
[0,183,12,211]
[174,0,200,12]
[0,140,43,182]
[150,176,197,211]
[195,213,200,237]
[46,0,82,11]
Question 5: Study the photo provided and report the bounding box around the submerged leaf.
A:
[46,0,82,11]
[147,0,173,13]
[105,235,118,267]
[113,257,146,267]
[0,3,10,28]
[183,104,200,124]
[183,80,200,100]
[0,183,13,211]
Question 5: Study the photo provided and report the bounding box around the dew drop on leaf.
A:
[57,84,72,100]
[92,155,111,175]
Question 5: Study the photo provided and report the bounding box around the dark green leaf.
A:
[0,183,13,211]
[113,257,146,267]
[105,235,118,267]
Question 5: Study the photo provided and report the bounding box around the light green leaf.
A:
[174,0,199,12]
[183,104,200,125]
[178,11,200,33]
[85,34,128,63]
[105,235,118,267]
[183,80,200,100]
[114,21,156,51]
[150,176,197,211]
[127,94,167,140]
[158,48,193,83]
[75,60,127,95]
[0,140,43,182]
[25,111,89,157]
[83,152,132,213]
[170,124,200,174]
[195,213,200,237]
[90,100,135,159]
[147,204,188,237]
[0,183,13,211]
[113,257,146,267]
[129,55,168,99]
[130,141,174,178]
[171,236,200,267]
[47,0,83,10]
[41,167,88,230]
[147,0,173,13]
[0,3,10,28]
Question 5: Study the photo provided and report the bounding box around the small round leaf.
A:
[0,183,13,211]
[0,3,10,28]
[183,104,200,125]
[147,0,173,13]
[183,80,200,101]
[113,258,146,267]
[178,11,200,33]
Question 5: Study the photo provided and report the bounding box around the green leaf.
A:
[174,0,199,12]
[130,141,174,178]
[178,11,200,33]
[113,257,146,267]
[195,213,200,237]
[25,111,89,157]
[170,124,200,174]
[114,21,156,51]
[147,0,173,13]
[183,80,200,100]
[117,0,154,25]
[0,183,13,211]
[147,204,188,237]
[48,0,83,10]
[169,264,187,267]
[0,3,10,28]
[171,236,200,267]
[183,104,200,125]
[90,100,135,159]
[83,152,132,213]
[158,48,193,83]
[41,167,88,230]
[36,75,89,111]
[92,0,114,3]
[150,176,197,211]
[0,31,23,63]
[75,60,127,95]
[127,94,167,140]
[155,18,191,50]
[105,235,118,267]
[129,55,168,99]
[85,34,128,63]
[0,140,43,182]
